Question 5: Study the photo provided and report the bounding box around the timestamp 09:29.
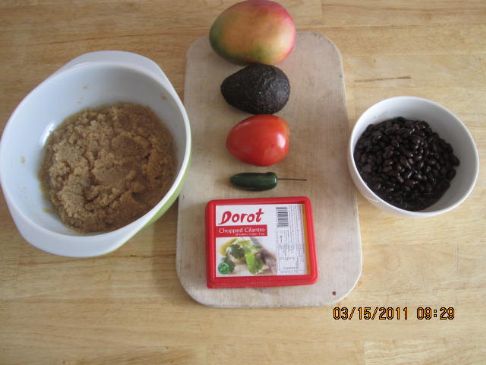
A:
[332,306,455,321]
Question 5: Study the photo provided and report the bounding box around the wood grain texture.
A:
[0,0,485,364]
[177,32,361,307]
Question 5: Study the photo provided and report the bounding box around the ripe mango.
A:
[209,0,296,65]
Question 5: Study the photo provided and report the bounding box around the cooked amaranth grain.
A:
[40,103,176,233]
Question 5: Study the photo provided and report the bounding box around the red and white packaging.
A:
[206,196,318,288]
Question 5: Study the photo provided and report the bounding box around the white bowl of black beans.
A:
[348,96,479,217]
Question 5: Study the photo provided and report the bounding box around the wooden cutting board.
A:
[177,32,362,307]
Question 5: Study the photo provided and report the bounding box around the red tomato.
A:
[226,115,290,166]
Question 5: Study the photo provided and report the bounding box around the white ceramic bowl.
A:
[0,51,191,257]
[348,96,479,217]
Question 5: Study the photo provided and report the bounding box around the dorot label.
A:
[217,208,264,225]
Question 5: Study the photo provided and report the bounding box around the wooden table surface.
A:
[1,1,485,364]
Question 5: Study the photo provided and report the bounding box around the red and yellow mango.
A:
[209,0,296,65]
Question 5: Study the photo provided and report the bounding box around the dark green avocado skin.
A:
[221,64,290,114]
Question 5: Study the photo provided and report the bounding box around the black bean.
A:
[404,179,414,188]
[447,169,456,180]
[363,164,372,173]
[450,155,460,166]
[372,131,382,138]
[354,117,459,211]
[411,135,422,145]
[363,124,374,136]
[384,150,394,159]
[438,180,450,191]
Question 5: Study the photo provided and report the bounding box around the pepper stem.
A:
[278,177,307,182]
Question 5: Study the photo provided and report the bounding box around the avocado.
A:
[221,64,290,114]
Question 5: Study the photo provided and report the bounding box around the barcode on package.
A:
[275,204,307,275]
[276,206,289,228]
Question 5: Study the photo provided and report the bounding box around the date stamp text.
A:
[332,306,455,321]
